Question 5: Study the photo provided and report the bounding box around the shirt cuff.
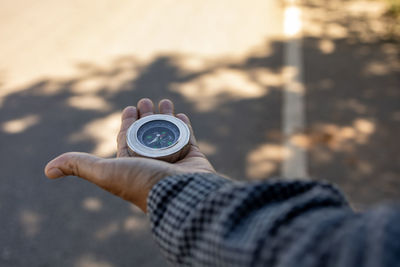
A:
[146,173,230,261]
[147,172,230,224]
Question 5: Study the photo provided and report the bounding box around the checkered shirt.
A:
[147,173,400,267]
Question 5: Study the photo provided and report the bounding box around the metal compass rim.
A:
[126,114,190,158]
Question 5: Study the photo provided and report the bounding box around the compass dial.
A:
[137,120,180,149]
[127,114,191,162]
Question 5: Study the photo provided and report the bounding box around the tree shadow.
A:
[0,39,284,266]
[0,5,399,263]
[301,0,400,209]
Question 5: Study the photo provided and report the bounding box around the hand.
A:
[44,98,215,213]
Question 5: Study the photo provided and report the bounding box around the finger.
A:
[137,98,154,118]
[176,113,199,148]
[45,153,138,205]
[45,152,173,212]
[45,152,105,181]
[45,152,122,195]
[158,99,174,115]
[117,106,138,157]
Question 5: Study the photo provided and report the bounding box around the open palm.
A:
[45,98,215,212]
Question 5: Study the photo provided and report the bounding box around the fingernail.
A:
[46,168,64,179]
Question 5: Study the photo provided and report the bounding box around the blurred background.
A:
[0,0,399,266]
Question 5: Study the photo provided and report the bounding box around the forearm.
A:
[147,173,357,266]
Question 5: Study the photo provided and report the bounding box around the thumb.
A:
[45,152,107,185]
[44,152,173,212]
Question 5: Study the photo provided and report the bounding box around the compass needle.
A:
[148,136,159,145]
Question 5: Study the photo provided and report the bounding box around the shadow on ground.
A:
[0,40,284,266]
[302,0,400,209]
[0,6,399,265]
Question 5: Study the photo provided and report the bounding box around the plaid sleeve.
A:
[147,173,400,267]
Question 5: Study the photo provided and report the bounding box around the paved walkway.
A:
[0,0,399,266]
[0,1,283,266]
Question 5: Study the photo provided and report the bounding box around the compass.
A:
[126,114,191,162]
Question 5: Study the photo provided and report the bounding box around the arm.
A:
[148,173,400,267]
[45,99,400,267]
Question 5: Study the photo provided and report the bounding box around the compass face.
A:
[137,120,180,149]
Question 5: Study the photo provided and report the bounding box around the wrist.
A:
[136,165,182,213]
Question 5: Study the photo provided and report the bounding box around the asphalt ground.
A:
[0,1,283,266]
[0,0,399,266]
[302,0,400,209]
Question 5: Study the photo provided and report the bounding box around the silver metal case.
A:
[126,114,191,163]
